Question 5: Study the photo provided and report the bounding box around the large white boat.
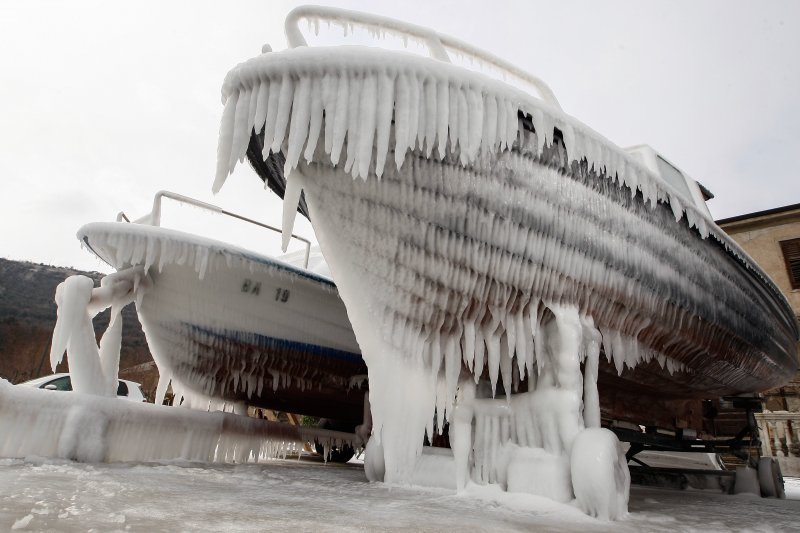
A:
[211,6,798,515]
[79,191,367,424]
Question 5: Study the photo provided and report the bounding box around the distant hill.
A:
[0,258,157,396]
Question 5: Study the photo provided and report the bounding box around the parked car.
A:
[19,373,147,402]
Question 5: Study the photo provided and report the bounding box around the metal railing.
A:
[116,191,311,268]
[284,5,562,110]
[755,411,800,459]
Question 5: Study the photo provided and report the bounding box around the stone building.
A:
[717,203,800,474]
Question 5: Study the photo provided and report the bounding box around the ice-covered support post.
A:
[581,315,602,429]
[355,391,373,446]
[50,266,151,396]
[451,378,476,491]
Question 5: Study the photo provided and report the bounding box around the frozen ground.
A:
[1,457,798,532]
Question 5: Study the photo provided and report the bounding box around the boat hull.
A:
[278,139,798,401]
[79,222,367,423]
[215,45,796,405]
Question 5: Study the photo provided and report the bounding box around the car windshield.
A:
[44,376,72,391]
[116,381,129,396]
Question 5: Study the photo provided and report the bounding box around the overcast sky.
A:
[1,0,798,272]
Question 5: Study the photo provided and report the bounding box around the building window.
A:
[780,238,800,290]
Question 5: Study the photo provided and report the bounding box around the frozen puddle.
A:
[0,458,798,532]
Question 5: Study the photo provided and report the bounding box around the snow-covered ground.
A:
[1,457,798,532]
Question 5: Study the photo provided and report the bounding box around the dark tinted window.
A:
[780,239,800,290]
[43,376,72,391]
[116,381,129,396]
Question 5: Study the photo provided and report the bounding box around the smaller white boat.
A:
[78,191,366,424]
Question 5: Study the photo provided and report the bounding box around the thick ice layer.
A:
[214,31,798,519]
[0,379,356,464]
[80,222,335,287]
[79,222,364,421]
[50,267,151,397]
[214,45,792,298]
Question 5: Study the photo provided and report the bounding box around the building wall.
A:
[720,212,800,315]
[718,208,800,409]
[719,207,800,473]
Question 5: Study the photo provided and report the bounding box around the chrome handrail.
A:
[118,191,311,268]
[284,5,562,110]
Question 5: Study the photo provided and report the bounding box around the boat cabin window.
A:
[780,238,800,290]
[655,156,694,202]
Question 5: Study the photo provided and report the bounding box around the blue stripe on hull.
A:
[185,324,364,364]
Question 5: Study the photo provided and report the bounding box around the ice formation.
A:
[212,10,797,519]
[2,231,361,464]
[79,222,364,422]
[0,379,357,464]
[50,266,151,397]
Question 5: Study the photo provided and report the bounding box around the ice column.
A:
[50,266,151,396]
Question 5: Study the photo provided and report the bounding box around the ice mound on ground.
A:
[571,427,630,520]
[0,379,356,464]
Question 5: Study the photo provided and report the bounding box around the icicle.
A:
[253,82,270,135]
[271,75,294,153]
[246,84,259,138]
[407,72,420,153]
[262,77,282,160]
[285,76,312,173]
[485,327,500,396]
[374,73,395,177]
[513,312,526,378]
[462,319,476,371]
[499,333,513,400]
[344,75,363,176]
[496,97,508,151]
[582,316,601,429]
[330,75,350,165]
[467,89,483,160]
[321,73,336,155]
[531,107,549,154]
[435,81,449,160]
[423,79,437,157]
[394,73,411,170]
[304,76,324,163]
[281,169,304,251]
[229,88,252,172]
[212,92,238,193]
[416,76,428,152]
[357,74,378,179]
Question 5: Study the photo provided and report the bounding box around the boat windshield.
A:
[655,156,694,203]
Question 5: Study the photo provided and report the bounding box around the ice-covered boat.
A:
[213,6,798,516]
[79,191,367,424]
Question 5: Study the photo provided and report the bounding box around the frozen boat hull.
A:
[214,43,797,404]
[257,140,797,401]
[213,7,797,509]
[79,222,367,422]
[215,42,797,412]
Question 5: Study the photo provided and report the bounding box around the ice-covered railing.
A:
[284,5,562,109]
[118,191,312,269]
[83,191,332,287]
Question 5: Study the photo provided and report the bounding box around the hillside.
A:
[0,258,157,395]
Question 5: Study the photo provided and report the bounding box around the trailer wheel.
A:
[314,419,356,463]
